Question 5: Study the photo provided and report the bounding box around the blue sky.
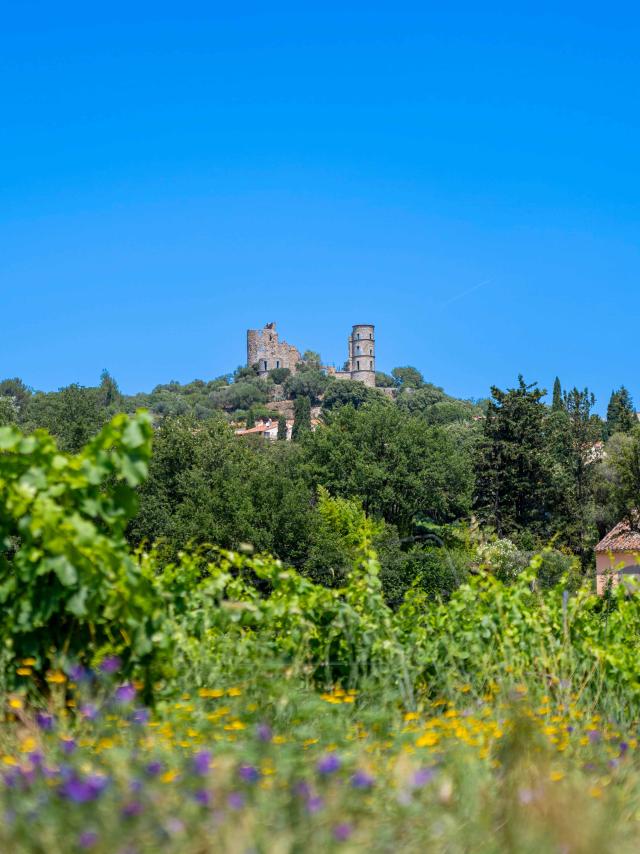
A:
[2,3,639,409]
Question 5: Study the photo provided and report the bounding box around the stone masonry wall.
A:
[247,323,302,376]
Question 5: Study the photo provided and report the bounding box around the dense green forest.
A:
[2,364,639,606]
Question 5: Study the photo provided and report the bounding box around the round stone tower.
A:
[349,324,375,387]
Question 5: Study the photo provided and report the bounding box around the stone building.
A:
[246,323,302,375]
[246,322,376,388]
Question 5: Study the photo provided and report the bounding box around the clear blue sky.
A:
[2,2,639,409]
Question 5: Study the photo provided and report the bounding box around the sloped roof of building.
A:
[595,517,640,553]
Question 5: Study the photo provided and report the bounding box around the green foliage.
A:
[607,425,640,527]
[607,386,636,437]
[292,395,312,440]
[321,380,380,411]
[375,370,395,387]
[276,414,288,440]
[0,412,166,690]
[391,366,425,389]
[23,384,109,453]
[552,376,563,410]
[301,349,322,370]
[269,367,291,384]
[210,378,269,412]
[128,416,314,567]
[474,376,552,538]
[0,396,18,427]
[284,370,328,403]
[306,403,474,535]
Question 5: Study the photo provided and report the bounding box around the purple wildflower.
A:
[239,764,260,784]
[587,729,601,744]
[145,761,163,777]
[317,754,341,775]
[78,830,98,849]
[293,780,312,799]
[36,712,55,732]
[115,683,136,704]
[129,778,143,793]
[131,707,150,725]
[122,800,143,818]
[620,741,629,755]
[412,767,435,787]
[60,737,76,755]
[350,770,374,789]
[333,823,353,842]
[194,788,211,806]
[28,750,44,767]
[227,791,245,810]
[306,795,324,814]
[193,751,212,776]
[79,704,99,721]
[60,773,108,803]
[99,656,121,675]
[69,664,90,683]
[256,723,272,743]
[3,770,19,789]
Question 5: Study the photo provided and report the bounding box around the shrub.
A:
[0,412,168,693]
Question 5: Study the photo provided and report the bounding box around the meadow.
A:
[1,412,640,853]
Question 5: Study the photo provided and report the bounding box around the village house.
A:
[234,417,321,441]
[595,516,640,594]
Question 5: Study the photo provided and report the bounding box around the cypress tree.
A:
[246,409,255,429]
[607,386,636,436]
[292,396,312,441]
[277,414,288,440]
[474,376,552,537]
[552,376,563,411]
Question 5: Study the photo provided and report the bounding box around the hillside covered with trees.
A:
[2,364,638,605]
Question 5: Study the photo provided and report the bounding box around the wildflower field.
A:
[2,414,640,853]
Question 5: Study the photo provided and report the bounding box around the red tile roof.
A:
[595,517,640,553]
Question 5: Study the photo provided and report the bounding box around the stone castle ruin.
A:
[247,322,376,388]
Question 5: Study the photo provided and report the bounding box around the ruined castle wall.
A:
[247,324,301,376]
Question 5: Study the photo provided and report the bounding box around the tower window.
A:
[356,333,360,340]
[276,360,280,369]
[356,360,360,370]
[369,333,372,339]
[369,360,373,369]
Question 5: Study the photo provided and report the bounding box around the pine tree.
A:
[607,386,636,436]
[277,414,288,440]
[552,376,563,411]
[292,396,312,441]
[474,376,552,537]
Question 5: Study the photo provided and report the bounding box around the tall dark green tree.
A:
[552,377,563,411]
[99,369,121,408]
[246,409,256,429]
[292,396,312,441]
[277,414,288,440]
[474,376,551,539]
[548,387,602,559]
[608,426,640,529]
[606,387,636,437]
